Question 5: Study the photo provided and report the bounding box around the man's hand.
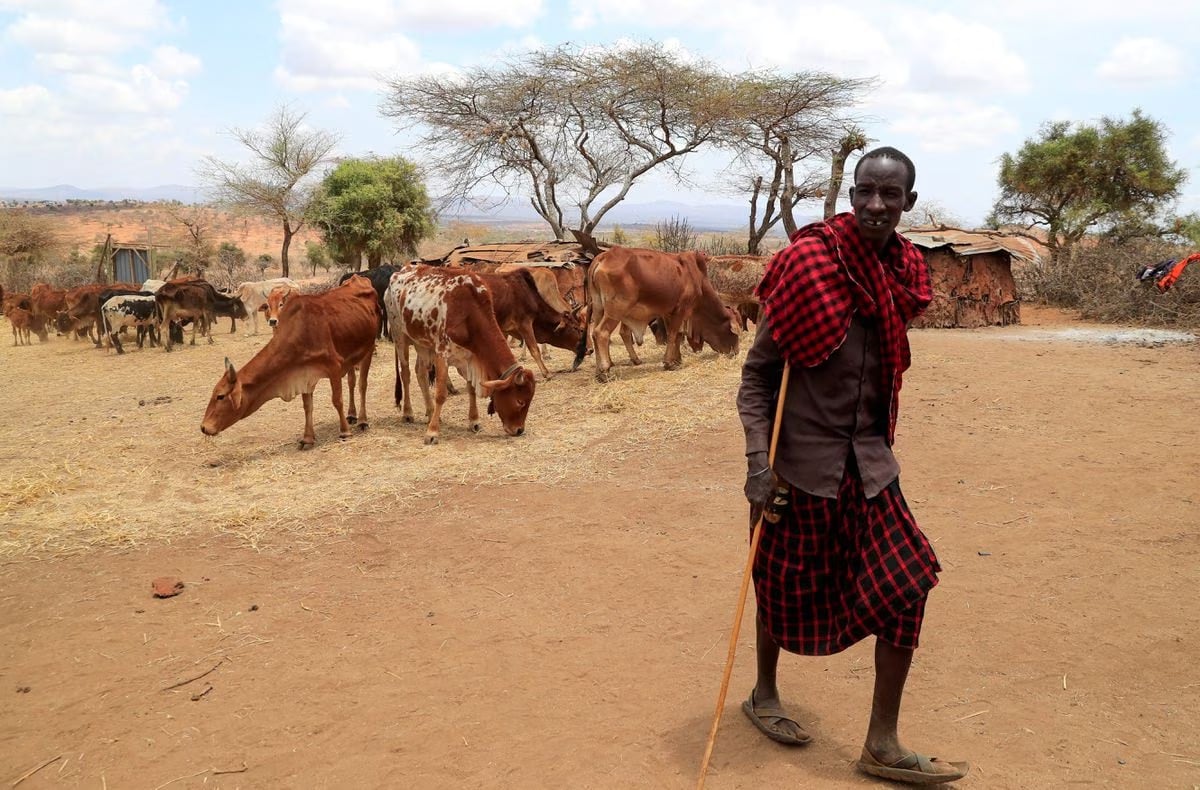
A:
[744,451,774,509]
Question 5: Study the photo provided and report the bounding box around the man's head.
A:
[850,146,918,250]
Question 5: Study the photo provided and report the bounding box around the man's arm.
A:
[737,318,785,464]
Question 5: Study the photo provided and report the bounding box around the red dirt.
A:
[2,305,1199,788]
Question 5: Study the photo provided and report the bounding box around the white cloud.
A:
[897,12,1029,94]
[885,94,1020,153]
[150,45,201,79]
[0,83,53,115]
[1096,37,1185,86]
[274,0,546,92]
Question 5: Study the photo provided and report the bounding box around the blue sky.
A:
[1,0,1199,226]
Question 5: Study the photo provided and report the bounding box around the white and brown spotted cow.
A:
[384,265,535,445]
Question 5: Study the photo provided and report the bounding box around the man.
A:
[737,147,969,785]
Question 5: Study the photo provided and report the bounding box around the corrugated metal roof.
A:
[900,226,1047,264]
[423,240,595,267]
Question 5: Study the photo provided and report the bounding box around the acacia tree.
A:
[165,204,217,273]
[381,43,732,240]
[0,210,60,290]
[310,156,437,269]
[199,106,339,276]
[991,109,1186,266]
[719,72,870,253]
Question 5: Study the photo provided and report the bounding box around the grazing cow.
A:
[7,306,35,345]
[574,247,740,380]
[339,266,399,339]
[29,283,68,329]
[54,283,138,344]
[470,269,582,380]
[101,294,159,353]
[707,255,766,330]
[261,283,298,330]
[233,277,298,334]
[200,276,380,449]
[384,265,535,444]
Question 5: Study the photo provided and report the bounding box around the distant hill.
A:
[1,184,789,232]
[0,184,209,204]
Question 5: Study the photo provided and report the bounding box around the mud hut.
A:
[901,227,1031,328]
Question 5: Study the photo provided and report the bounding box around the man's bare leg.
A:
[749,614,808,742]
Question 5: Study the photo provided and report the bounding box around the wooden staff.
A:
[696,363,791,790]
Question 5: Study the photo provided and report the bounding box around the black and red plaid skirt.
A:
[752,464,940,656]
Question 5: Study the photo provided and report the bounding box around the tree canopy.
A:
[199,105,339,277]
[990,109,1187,264]
[381,42,734,240]
[310,156,437,269]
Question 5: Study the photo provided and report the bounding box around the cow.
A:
[200,276,379,450]
[573,247,740,380]
[141,279,167,293]
[384,265,535,445]
[156,280,246,351]
[261,283,298,330]
[470,269,584,380]
[339,266,399,339]
[29,283,68,329]
[54,283,138,344]
[706,255,766,330]
[7,306,35,345]
[233,277,298,334]
[100,294,159,353]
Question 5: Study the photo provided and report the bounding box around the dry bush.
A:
[652,215,696,252]
[1019,238,1200,327]
[698,233,748,256]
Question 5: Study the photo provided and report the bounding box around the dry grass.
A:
[0,318,746,558]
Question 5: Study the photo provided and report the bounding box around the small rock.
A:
[978,551,992,557]
[16,686,31,694]
[138,399,146,407]
[1118,759,1126,765]
[151,577,185,598]
[249,604,259,612]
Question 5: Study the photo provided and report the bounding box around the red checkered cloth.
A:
[755,212,931,444]
[752,464,941,656]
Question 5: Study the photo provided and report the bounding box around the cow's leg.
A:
[425,356,449,445]
[356,351,372,431]
[415,352,436,424]
[346,366,358,425]
[398,339,416,423]
[299,391,316,449]
[111,328,125,354]
[329,363,352,440]
[662,314,686,370]
[519,322,553,379]
[619,324,642,365]
[467,379,481,433]
[592,312,621,382]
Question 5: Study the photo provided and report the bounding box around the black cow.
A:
[339,265,398,339]
[100,293,160,353]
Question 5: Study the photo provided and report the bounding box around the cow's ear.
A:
[224,357,237,384]
[515,369,529,386]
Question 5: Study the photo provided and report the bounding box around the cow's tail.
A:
[100,306,112,348]
[571,261,593,371]
[393,336,403,408]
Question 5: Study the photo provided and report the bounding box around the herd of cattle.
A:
[2,245,767,446]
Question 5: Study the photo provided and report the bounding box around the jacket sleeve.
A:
[737,318,784,457]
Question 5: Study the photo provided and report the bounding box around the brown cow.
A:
[707,254,767,330]
[7,306,35,345]
[200,276,380,449]
[55,283,138,344]
[383,265,535,445]
[260,284,299,331]
[474,269,582,380]
[156,280,247,351]
[577,247,739,380]
[29,283,67,328]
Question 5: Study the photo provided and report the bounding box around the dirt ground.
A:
[2,306,1198,789]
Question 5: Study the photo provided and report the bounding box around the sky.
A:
[1,0,1199,227]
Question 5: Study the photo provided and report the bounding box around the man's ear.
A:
[904,190,918,212]
[848,185,857,202]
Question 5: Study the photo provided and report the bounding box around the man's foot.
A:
[858,746,968,785]
[741,689,811,745]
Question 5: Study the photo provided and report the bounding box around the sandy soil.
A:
[2,305,1199,788]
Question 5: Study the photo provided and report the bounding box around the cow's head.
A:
[229,296,250,321]
[54,311,76,336]
[200,357,246,437]
[260,285,296,329]
[482,365,535,437]
[690,297,741,357]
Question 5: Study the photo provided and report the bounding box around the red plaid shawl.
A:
[756,212,931,444]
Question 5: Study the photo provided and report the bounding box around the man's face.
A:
[849,157,917,248]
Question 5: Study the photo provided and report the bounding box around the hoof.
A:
[299,439,315,450]
[470,422,482,433]
[596,370,615,383]
[347,415,358,425]
[358,422,369,431]
[663,361,681,371]
[339,432,351,441]
[424,434,439,445]
[402,415,414,424]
